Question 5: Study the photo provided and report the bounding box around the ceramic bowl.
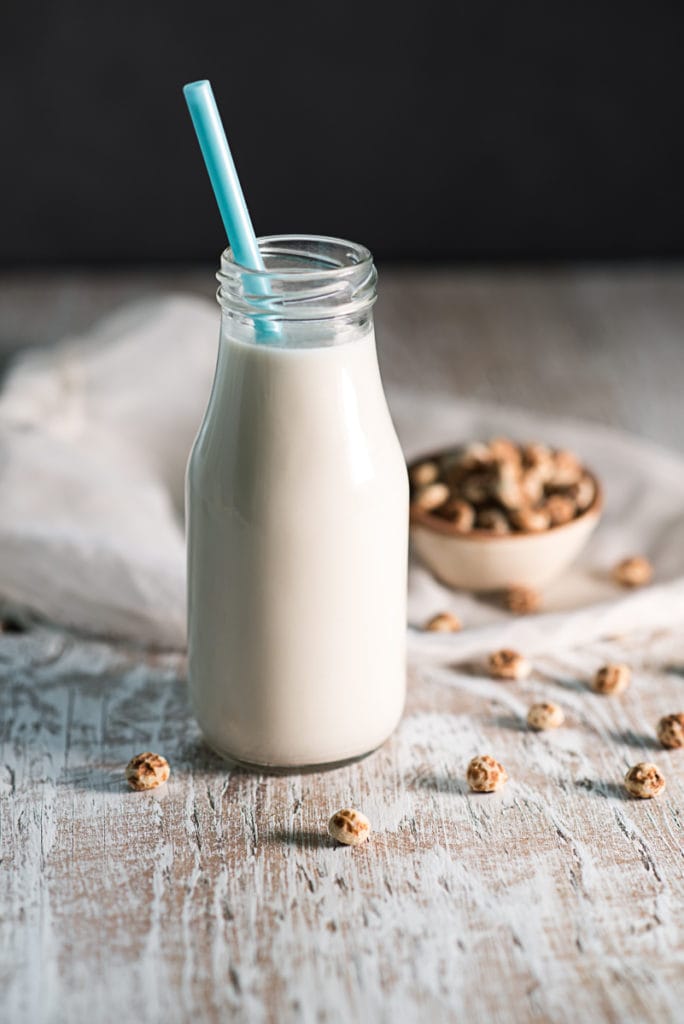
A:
[409,454,602,591]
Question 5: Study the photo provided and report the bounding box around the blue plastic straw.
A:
[183,79,277,339]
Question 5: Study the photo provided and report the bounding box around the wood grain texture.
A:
[1,269,683,1022]
[1,626,683,1024]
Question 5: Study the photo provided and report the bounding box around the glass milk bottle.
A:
[187,235,408,768]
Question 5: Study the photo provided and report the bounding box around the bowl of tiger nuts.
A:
[409,438,602,591]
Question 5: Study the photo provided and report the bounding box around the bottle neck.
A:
[216,234,377,347]
[220,307,375,350]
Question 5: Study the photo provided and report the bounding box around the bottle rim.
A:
[216,234,377,322]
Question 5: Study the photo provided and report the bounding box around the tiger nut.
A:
[551,449,583,487]
[521,442,554,482]
[437,498,476,532]
[488,648,531,681]
[462,472,494,505]
[613,556,653,588]
[520,469,545,506]
[458,442,493,471]
[527,702,565,731]
[476,507,510,534]
[503,585,540,614]
[623,763,666,799]
[493,462,525,510]
[509,506,551,533]
[328,808,371,846]
[413,481,450,511]
[125,752,170,791]
[568,474,596,512]
[544,494,576,526]
[488,437,521,467]
[467,754,508,793]
[657,713,684,749]
[409,460,440,488]
[592,663,631,695]
[424,612,462,633]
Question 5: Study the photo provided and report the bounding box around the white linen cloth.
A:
[1,296,682,654]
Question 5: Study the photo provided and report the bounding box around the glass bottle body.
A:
[186,237,408,767]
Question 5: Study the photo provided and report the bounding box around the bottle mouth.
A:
[217,234,377,321]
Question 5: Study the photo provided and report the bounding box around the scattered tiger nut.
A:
[409,460,440,488]
[413,481,450,511]
[592,663,631,695]
[544,494,576,526]
[467,754,508,793]
[527,702,565,730]
[503,585,540,614]
[657,713,684,749]
[424,612,462,633]
[328,808,371,846]
[509,506,551,533]
[125,752,170,791]
[476,507,510,534]
[623,763,666,799]
[613,556,653,588]
[488,648,531,681]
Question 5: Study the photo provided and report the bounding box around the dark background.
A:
[3,2,684,267]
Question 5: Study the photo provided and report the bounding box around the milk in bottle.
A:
[187,236,408,767]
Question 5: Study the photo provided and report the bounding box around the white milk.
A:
[186,319,408,767]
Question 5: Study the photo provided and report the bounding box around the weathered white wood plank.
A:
[1,626,683,1023]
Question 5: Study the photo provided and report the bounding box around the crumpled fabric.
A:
[1,296,682,653]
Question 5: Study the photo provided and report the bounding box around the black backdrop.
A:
[3,2,684,266]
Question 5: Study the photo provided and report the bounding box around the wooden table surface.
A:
[1,267,683,1024]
